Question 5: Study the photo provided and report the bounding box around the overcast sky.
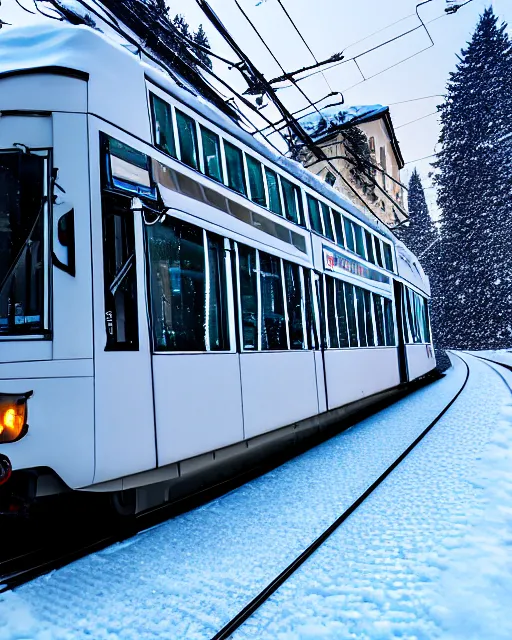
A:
[3,0,511,216]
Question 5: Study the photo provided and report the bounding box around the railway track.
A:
[211,352,472,640]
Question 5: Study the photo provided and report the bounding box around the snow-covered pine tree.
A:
[396,168,437,259]
[193,24,213,71]
[432,7,512,350]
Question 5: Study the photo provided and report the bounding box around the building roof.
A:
[298,104,405,169]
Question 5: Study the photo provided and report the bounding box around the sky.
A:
[3,0,511,217]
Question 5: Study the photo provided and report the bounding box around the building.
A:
[296,105,407,227]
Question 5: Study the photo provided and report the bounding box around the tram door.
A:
[393,280,408,384]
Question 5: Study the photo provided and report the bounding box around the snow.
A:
[467,348,512,367]
[298,105,388,142]
[1,354,510,638]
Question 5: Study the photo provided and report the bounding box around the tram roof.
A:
[0,22,429,295]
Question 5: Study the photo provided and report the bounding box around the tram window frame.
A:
[344,283,358,347]
[363,289,375,347]
[304,271,319,350]
[354,287,367,347]
[150,93,177,159]
[281,177,305,227]
[335,280,350,348]
[146,216,230,353]
[325,276,339,349]
[175,109,200,171]
[320,202,335,241]
[383,297,396,346]
[343,218,356,253]
[246,155,267,208]
[306,195,324,235]
[365,230,375,264]
[383,242,394,271]
[237,244,259,351]
[264,167,283,216]
[101,194,139,351]
[224,140,248,197]
[200,125,224,184]
[259,251,288,350]
[353,224,366,259]
[374,236,384,268]
[284,261,306,350]
[332,210,345,247]
[372,293,386,346]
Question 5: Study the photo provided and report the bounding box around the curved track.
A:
[211,354,471,640]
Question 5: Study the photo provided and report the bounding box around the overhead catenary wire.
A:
[395,110,439,129]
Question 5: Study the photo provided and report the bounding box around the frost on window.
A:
[0,152,46,336]
[146,217,228,352]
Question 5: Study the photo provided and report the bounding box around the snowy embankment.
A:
[1,354,510,639]
[467,348,512,368]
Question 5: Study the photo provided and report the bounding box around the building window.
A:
[369,136,375,153]
[325,170,336,186]
[176,109,199,170]
[224,141,247,196]
[200,126,223,183]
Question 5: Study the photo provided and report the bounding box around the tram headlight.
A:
[0,393,30,443]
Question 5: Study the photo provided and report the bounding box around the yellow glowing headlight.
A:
[0,393,30,443]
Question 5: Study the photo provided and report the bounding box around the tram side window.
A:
[260,252,287,350]
[344,284,358,347]
[325,277,339,348]
[102,195,139,350]
[321,203,335,241]
[304,272,319,350]
[344,218,356,253]
[383,242,394,271]
[238,245,258,350]
[146,217,228,352]
[363,289,375,347]
[353,224,366,259]
[383,297,396,346]
[150,93,176,158]
[372,293,386,346]
[264,168,283,216]
[354,287,368,347]
[224,141,247,196]
[335,280,349,348]
[246,155,267,207]
[200,126,223,183]
[306,195,323,234]
[281,178,305,227]
[175,109,199,171]
[365,230,375,264]
[332,210,345,247]
[374,237,384,268]
[284,261,305,349]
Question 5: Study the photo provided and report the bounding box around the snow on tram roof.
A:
[0,22,428,293]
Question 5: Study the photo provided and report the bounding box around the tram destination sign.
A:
[323,247,390,284]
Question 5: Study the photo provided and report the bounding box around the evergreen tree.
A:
[432,7,512,350]
[396,168,437,259]
[193,24,213,70]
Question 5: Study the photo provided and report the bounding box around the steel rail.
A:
[211,353,470,640]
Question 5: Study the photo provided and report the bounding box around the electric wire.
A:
[395,110,439,129]
[14,0,35,14]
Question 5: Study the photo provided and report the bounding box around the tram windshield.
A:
[0,152,46,336]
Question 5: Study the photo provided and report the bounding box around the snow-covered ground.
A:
[0,353,510,639]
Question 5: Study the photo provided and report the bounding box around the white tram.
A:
[0,24,435,513]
